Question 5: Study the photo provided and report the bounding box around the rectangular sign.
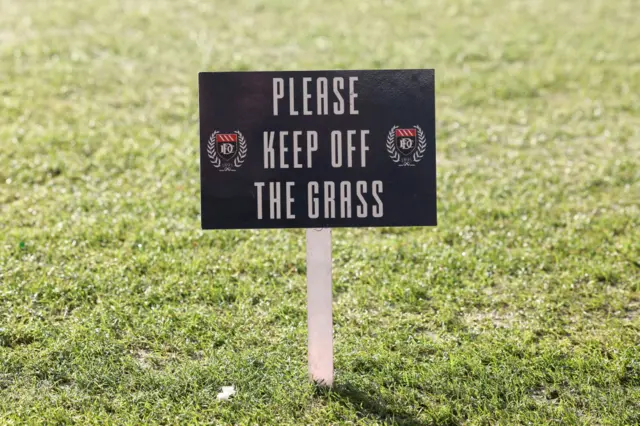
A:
[199,69,436,229]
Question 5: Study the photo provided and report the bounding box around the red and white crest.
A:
[215,133,238,161]
[386,125,427,167]
[395,128,417,156]
[207,130,247,171]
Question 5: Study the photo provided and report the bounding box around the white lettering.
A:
[372,180,383,218]
[317,77,328,115]
[356,181,367,218]
[331,131,342,168]
[302,77,312,115]
[263,132,275,169]
[307,131,318,167]
[308,181,319,218]
[360,130,370,167]
[333,77,344,115]
[273,78,284,116]
[349,76,359,115]
[324,181,335,218]
[279,131,289,169]
[273,77,358,116]
[340,181,351,218]
[288,77,298,115]
[269,182,281,219]
[346,130,356,168]
[292,131,303,168]
[286,182,295,219]
[255,182,265,219]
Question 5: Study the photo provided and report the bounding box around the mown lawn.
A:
[1,0,639,424]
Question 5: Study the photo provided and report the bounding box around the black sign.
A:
[199,69,436,229]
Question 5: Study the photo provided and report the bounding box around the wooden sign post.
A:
[198,69,436,386]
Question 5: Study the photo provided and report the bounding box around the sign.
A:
[199,69,436,229]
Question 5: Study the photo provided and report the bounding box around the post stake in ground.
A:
[306,228,333,386]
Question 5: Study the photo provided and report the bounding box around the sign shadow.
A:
[315,382,425,426]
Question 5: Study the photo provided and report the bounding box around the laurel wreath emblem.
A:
[413,126,427,163]
[207,131,221,168]
[207,130,247,171]
[386,125,427,166]
[233,131,248,168]
[386,126,401,163]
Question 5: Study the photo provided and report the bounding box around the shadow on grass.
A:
[316,382,424,426]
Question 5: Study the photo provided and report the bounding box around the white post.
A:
[306,228,333,386]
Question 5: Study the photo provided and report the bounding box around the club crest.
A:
[207,130,247,171]
[386,125,427,166]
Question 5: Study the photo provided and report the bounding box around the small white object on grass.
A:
[216,385,236,401]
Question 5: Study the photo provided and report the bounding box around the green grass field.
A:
[1,0,639,424]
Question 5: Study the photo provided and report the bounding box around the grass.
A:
[1,0,639,424]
